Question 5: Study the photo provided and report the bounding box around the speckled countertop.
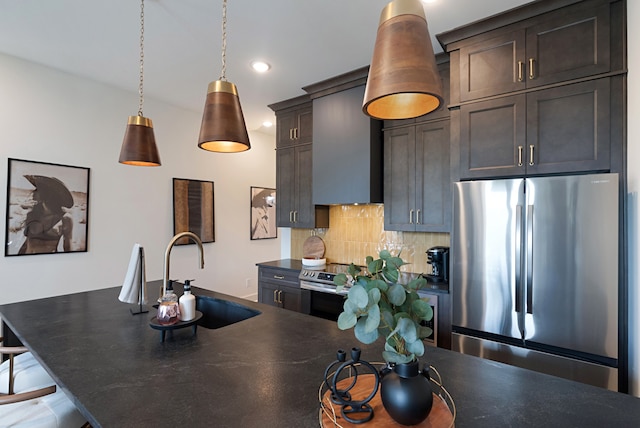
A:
[1,280,639,427]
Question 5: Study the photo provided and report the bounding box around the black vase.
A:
[379,360,433,426]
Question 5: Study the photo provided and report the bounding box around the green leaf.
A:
[418,326,433,340]
[354,317,379,344]
[337,311,357,330]
[333,273,348,286]
[406,338,425,356]
[397,317,418,343]
[388,283,407,306]
[347,263,362,276]
[370,278,388,292]
[368,258,383,275]
[364,304,381,333]
[379,249,391,260]
[368,287,381,305]
[343,298,358,314]
[387,256,404,270]
[348,284,369,309]
[380,309,395,336]
[412,299,433,321]
[382,266,399,283]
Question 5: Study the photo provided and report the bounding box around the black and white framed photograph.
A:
[250,186,276,240]
[173,178,215,245]
[5,158,90,256]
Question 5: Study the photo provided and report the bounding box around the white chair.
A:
[0,337,89,427]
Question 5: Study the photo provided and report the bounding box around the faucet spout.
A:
[162,232,205,298]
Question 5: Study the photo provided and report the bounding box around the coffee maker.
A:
[426,246,449,283]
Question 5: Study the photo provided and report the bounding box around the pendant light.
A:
[197,0,250,153]
[362,0,443,120]
[119,0,161,166]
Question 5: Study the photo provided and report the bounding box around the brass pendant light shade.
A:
[363,0,443,120]
[198,80,251,153]
[119,0,161,166]
[198,0,251,153]
[119,115,162,166]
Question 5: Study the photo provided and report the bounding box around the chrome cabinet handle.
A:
[529,145,535,166]
[518,146,523,167]
[416,209,421,225]
[409,209,414,224]
[515,205,523,313]
[529,58,535,80]
[517,61,524,82]
[274,275,285,280]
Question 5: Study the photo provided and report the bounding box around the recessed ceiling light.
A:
[262,121,273,128]
[251,61,271,73]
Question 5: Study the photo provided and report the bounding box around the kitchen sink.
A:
[195,296,261,329]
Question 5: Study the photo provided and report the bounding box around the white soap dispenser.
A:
[179,280,196,322]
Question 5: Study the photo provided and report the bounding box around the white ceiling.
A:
[0,0,530,134]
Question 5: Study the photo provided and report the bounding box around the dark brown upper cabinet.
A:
[441,0,614,103]
[273,99,313,148]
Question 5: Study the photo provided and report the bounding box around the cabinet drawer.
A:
[259,267,300,286]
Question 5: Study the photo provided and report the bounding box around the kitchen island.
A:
[1,281,639,427]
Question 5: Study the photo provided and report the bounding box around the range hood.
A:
[303,67,383,205]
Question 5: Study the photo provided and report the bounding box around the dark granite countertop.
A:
[1,281,639,427]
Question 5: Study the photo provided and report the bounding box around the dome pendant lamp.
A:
[198,0,250,153]
[119,0,161,166]
[362,0,444,120]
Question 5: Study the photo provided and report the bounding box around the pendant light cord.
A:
[220,0,227,81]
[138,0,145,116]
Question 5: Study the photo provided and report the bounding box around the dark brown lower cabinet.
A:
[258,266,301,312]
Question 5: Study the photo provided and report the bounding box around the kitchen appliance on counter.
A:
[452,173,620,391]
[299,263,438,346]
[425,246,449,283]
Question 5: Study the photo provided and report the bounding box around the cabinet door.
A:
[384,126,417,231]
[526,78,610,175]
[293,144,315,228]
[415,120,451,232]
[276,147,295,227]
[459,30,526,102]
[279,285,302,312]
[525,2,610,88]
[276,110,298,148]
[258,281,282,308]
[296,105,313,145]
[459,95,527,179]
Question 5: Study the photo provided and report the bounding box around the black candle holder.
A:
[322,347,379,424]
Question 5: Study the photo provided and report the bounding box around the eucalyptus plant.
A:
[334,250,434,364]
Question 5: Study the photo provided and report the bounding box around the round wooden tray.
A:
[320,374,454,428]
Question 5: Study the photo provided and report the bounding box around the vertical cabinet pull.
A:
[289,129,293,140]
[409,209,414,224]
[517,61,524,82]
[518,146,524,167]
[416,209,421,225]
[529,145,535,166]
[289,211,294,223]
[273,289,278,304]
[278,290,283,304]
[529,58,535,80]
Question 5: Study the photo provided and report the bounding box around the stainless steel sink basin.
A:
[195,296,261,329]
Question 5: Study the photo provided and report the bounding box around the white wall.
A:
[0,53,281,305]
[627,3,640,396]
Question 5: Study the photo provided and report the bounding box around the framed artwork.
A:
[250,186,277,240]
[173,178,214,245]
[5,158,90,256]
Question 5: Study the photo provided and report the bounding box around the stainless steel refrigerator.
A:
[452,173,619,390]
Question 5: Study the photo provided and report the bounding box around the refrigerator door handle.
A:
[526,204,534,314]
[515,205,523,313]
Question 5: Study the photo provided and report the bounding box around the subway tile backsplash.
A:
[290,205,450,275]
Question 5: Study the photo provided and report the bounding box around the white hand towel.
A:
[118,243,147,304]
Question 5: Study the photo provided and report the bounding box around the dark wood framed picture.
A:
[250,186,276,240]
[5,158,90,256]
[173,178,214,245]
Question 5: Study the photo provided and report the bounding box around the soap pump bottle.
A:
[179,280,196,322]
[157,280,180,325]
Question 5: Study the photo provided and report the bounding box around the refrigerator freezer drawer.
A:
[452,333,618,391]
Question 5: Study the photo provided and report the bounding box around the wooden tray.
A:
[303,236,325,259]
[320,374,454,428]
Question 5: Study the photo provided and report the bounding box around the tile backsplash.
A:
[291,205,450,275]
